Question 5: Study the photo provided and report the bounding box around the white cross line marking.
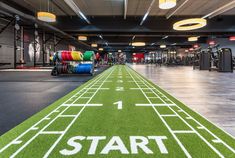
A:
[59,115,76,118]
[130,88,154,90]
[173,130,196,134]
[84,88,109,90]
[12,141,22,145]
[126,66,231,157]
[161,114,178,117]
[31,127,39,130]
[186,117,193,120]
[97,80,112,82]
[3,67,115,156]
[135,104,176,107]
[212,139,223,143]
[54,110,60,113]
[40,131,64,135]
[197,126,206,129]
[62,104,103,107]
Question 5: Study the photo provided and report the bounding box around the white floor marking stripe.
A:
[135,104,176,107]
[212,139,222,143]
[31,127,39,130]
[125,67,192,158]
[127,66,232,157]
[1,67,113,156]
[84,88,109,90]
[173,130,196,134]
[59,115,76,117]
[12,141,22,145]
[197,126,206,129]
[62,104,103,107]
[40,131,64,135]
[161,114,177,117]
[130,88,154,90]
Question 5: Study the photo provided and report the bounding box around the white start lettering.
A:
[60,136,168,156]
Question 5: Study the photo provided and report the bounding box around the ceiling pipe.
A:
[0,1,92,50]
[64,0,91,24]
[203,0,235,19]
[140,0,156,25]
[124,0,128,19]
[166,0,191,19]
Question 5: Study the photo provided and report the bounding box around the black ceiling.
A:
[1,0,235,52]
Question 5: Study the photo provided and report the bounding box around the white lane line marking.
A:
[44,118,51,120]
[62,104,103,107]
[135,104,176,107]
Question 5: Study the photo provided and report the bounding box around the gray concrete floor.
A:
[130,64,235,137]
[0,67,108,135]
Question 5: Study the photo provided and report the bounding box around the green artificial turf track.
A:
[0,65,235,158]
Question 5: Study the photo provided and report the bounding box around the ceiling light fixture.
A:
[132,42,146,46]
[37,12,56,22]
[160,44,166,48]
[78,36,87,41]
[173,18,207,31]
[98,48,104,51]
[159,0,176,10]
[188,36,199,42]
[118,50,122,52]
[91,43,98,47]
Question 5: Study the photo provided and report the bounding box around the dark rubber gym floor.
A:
[0,66,108,135]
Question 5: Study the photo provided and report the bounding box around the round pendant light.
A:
[160,44,166,48]
[159,0,176,9]
[37,12,56,22]
[132,42,146,47]
[173,18,207,31]
[78,36,87,41]
[91,43,98,47]
[188,36,198,42]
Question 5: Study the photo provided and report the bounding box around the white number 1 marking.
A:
[114,101,123,110]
